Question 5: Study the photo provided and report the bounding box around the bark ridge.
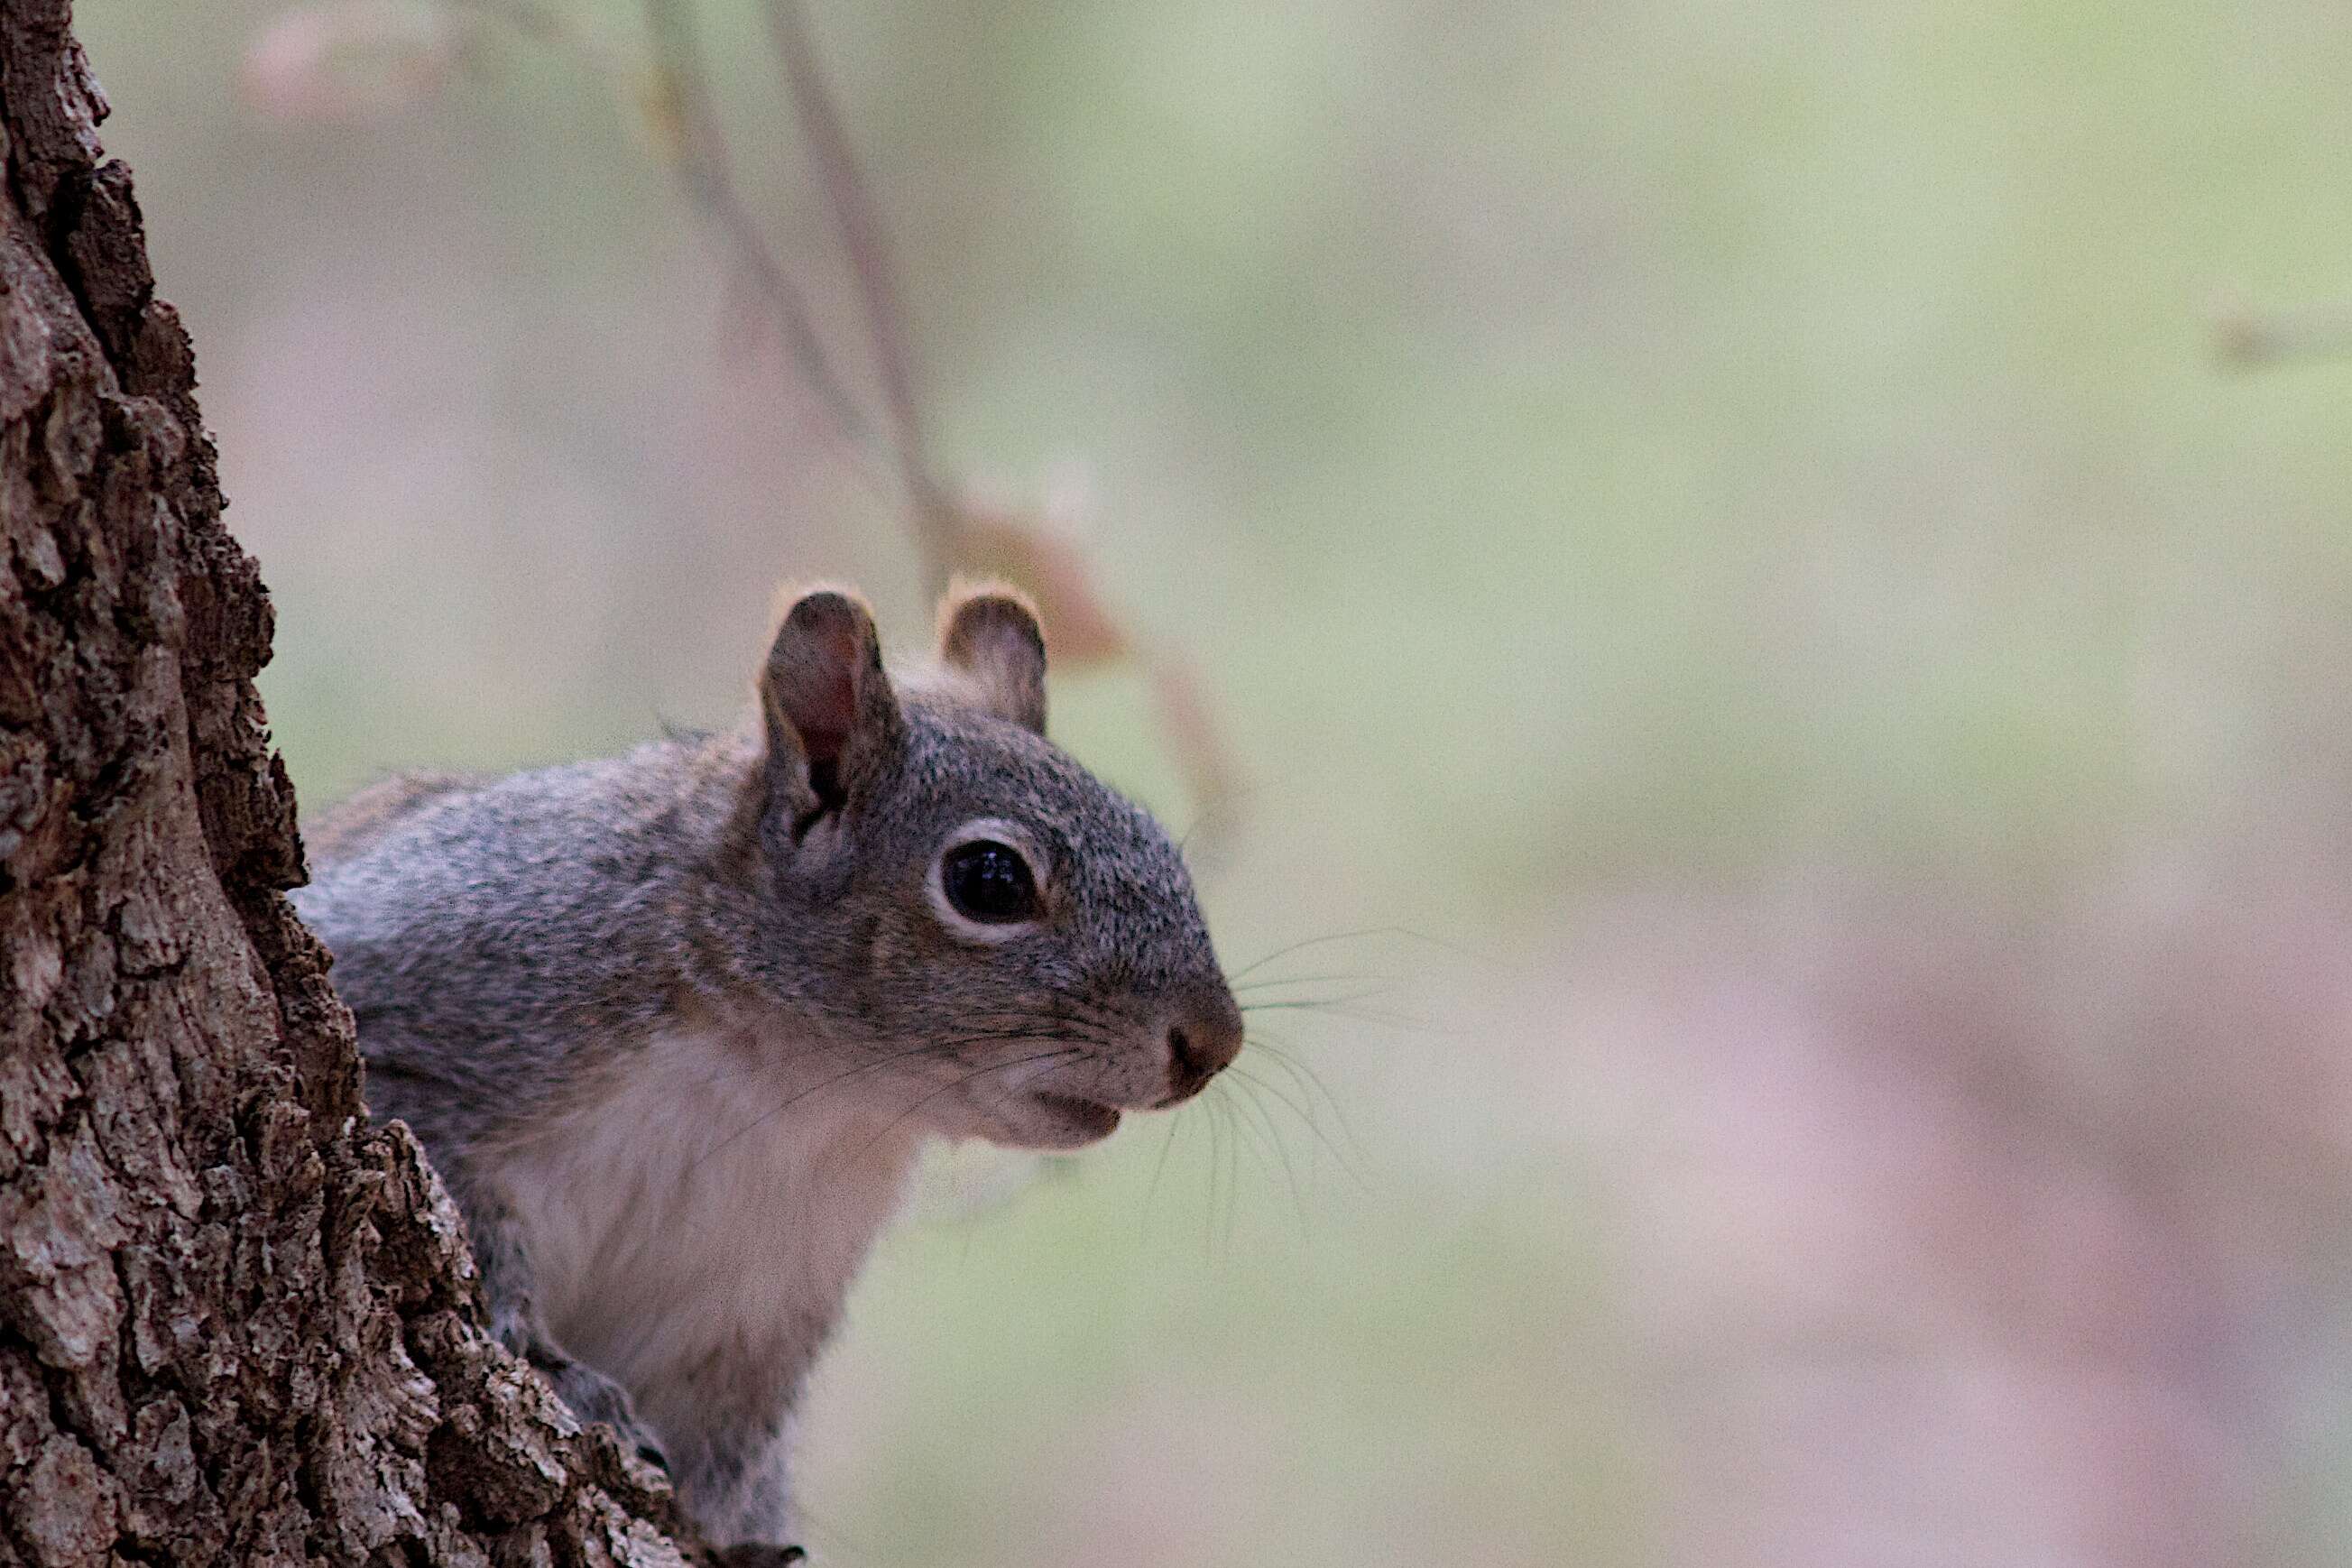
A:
[0,5,707,1562]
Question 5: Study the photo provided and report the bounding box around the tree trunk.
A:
[0,5,709,1563]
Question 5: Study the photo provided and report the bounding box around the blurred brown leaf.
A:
[946,507,1131,668]
[946,502,1237,835]
[243,0,466,120]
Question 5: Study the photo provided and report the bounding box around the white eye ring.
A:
[927,818,1050,944]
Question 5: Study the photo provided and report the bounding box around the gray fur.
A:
[292,591,1241,1558]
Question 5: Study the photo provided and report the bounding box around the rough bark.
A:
[0,4,710,1563]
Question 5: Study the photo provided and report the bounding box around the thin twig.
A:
[428,0,1240,836]
[446,0,612,65]
[760,0,956,592]
[641,0,890,489]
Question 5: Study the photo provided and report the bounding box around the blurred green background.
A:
[75,1,2352,1563]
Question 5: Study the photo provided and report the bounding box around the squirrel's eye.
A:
[940,839,1039,924]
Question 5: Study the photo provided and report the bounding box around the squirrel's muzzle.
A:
[1157,987,1246,1105]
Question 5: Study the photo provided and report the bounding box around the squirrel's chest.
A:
[492,1024,923,1429]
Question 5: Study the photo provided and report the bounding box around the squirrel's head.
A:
[742,583,1242,1150]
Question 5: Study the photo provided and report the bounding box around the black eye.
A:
[941,839,1040,924]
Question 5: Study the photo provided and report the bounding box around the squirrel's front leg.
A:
[447,1174,673,1471]
[679,1415,804,1564]
[453,1172,808,1561]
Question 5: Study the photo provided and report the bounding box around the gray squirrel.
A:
[293,583,1244,1563]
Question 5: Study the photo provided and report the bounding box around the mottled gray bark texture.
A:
[0,4,714,1563]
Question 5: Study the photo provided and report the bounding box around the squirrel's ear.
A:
[760,587,903,823]
[936,580,1047,734]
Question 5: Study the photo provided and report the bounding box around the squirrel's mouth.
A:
[1026,1091,1122,1143]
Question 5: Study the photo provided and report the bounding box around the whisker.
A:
[1141,1103,1185,1237]
[849,1047,1084,1165]
[1243,996,1439,1035]
[1200,1093,1227,1263]
[1227,1058,1363,1193]
[1238,992,1396,1018]
[684,1041,954,1176]
[939,1005,1122,1038]
[682,1024,1096,1182]
[1226,925,1469,982]
[1219,1089,1243,1257]
[1223,1067,1307,1234]
[927,1025,1112,1054]
[1230,972,1386,994]
[1246,1038,1370,1179]
[1204,1088,1240,1260]
[1237,988,1391,1011]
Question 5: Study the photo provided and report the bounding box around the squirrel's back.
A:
[294,733,760,1140]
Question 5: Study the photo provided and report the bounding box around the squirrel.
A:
[291,583,1245,1563]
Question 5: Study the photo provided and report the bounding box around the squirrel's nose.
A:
[1160,989,1244,1104]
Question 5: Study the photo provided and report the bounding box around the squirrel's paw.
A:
[549,1357,671,1471]
[713,1545,806,1567]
